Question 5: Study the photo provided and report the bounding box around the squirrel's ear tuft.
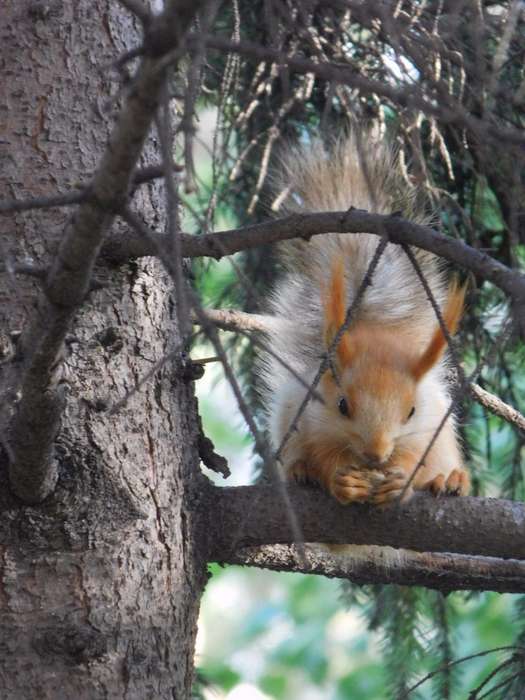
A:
[412,278,466,381]
[323,259,354,367]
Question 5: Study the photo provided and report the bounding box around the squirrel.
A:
[259,132,470,507]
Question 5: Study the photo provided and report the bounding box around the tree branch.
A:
[195,308,278,334]
[5,1,204,504]
[470,383,525,434]
[0,165,170,215]
[205,484,525,562]
[225,543,525,594]
[204,36,525,147]
[105,210,525,334]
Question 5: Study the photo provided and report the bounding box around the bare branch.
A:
[225,543,525,594]
[156,84,190,336]
[105,210,525,333]
[190,292,308,565]
[206,483,525,562]
[0,165,172,215]
[106,337,190,416]
[470,383,525,434]
[194,309,324,403]
[0,262,47,281]
[204,36,525,147]
[403,647,525,698]
[0,190,88,215]
[196,307,275,333]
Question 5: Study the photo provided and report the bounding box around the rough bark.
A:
[206,484,525,561]
[0,2,207,697]
[225,544,525,594]
[1,3,524,696]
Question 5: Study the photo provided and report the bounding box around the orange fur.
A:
[285,270,469,507]
[411,279,466,381]
[262,136,471,516]
[323,260,353,367]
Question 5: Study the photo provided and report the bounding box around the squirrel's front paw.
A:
[372,467,413,506]
[421,468,470,496]
[330,466,385,505]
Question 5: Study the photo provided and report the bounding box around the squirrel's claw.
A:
[289,460,310,484]
[422,468,470,496]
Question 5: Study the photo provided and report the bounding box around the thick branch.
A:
[226,544,525,594]
[6,2,203,504]
[205,484,525,562]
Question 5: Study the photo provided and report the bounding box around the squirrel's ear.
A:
[411,279,466,381]
[323,259,354,367]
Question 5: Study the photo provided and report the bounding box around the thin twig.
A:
[190,291,308,565]
[0,165,175,216]
[204,35,525,146]
[475,670,524,700]
[156,85,190,338]
[194,311,324,404]
[106,338,190,416]
[403,647,525,697]
[402,243,466,378]
[470,383,525,434]
[468,657,518,699]
[0,190,88,214]
[0,262,47,280]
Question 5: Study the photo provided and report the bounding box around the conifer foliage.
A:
[191,1,524,696]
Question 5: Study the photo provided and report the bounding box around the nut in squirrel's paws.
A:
[330,465,385,504]
[372,467,413,506]
[422,468,470,497]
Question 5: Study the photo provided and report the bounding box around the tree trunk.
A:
[0,2,206,697]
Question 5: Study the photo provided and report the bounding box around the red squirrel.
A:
[260,134,470,506]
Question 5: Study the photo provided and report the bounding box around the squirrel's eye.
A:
[407,406,416,420]
[338,397,349,417]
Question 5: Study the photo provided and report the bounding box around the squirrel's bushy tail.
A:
[272,130,425,221]
[262,131,448,372]
[269,131,437,290]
